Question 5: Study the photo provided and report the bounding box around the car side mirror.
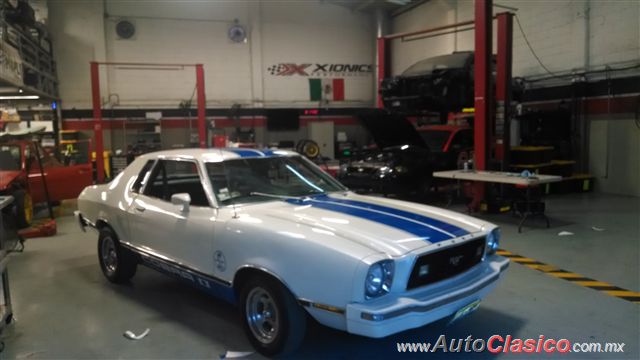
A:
[171,193,191,213]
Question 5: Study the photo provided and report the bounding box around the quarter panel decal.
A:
[123,244,236,303]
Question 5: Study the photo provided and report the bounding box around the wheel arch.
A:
[95,218,111,231]
[232,265,300,301]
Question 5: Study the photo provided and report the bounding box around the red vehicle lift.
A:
[376,0,513,209]
[89,62,207,183]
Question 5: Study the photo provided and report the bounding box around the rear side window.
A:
[131,160,155,194]
[143,160,210,207]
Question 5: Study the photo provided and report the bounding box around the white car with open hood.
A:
[76,148,509,356]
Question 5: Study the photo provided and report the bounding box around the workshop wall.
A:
[48,0,375,110]
[588,114,640,197]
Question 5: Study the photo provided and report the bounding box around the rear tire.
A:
[98,227,137,283]
[13,190,32,229]
[239,275,306,357]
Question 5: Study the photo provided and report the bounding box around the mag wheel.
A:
[98,227,137,283]
[13,190,32,229]
[240,276,306,356]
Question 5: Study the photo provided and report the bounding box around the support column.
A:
[376,37,387,109]
[472,0,493,209]
[195,64,206,148]
[90,61,104,183]
[496,12,513,169]
[374,7,389,108]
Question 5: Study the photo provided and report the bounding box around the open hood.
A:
[358,110,426,149]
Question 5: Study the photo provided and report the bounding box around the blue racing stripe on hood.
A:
[225,148,265,157]
[320,196,469,238]
[288,195,467,243]
[225,148,283,158]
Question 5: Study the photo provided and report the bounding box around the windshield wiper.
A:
[249,192,322,201]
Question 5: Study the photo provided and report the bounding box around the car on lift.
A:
[337,110,433,197]
[75,148,508,356]
[0,139,93,227]
[380,52,475,115]
[380,51,523,115]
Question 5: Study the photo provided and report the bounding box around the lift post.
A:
[90,61,104,183]
[195,64,207,149]
[470,0,493,209]
[376,37,387,108]
[496,12,514,169]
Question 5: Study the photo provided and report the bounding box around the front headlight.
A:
[365,260,394,299]
[486,228,501,255]
[394,165,408,174]
[339,163,348,175]
[377,166,393,178]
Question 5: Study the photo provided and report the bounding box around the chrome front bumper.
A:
[345,255,509,338]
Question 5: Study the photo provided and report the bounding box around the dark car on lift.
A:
[337,111,433,197]
[380,52,475,114]
[380,51,522,115]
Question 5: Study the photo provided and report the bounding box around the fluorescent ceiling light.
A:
[0,95,40,100]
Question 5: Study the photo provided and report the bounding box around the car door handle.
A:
[135,206,146,212]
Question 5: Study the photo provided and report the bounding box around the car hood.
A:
[358,110,426,149]
[0,170,21,191]
[236,192,489,257]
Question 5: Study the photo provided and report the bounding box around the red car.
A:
[0,140,93,227]
[416,124,474,170]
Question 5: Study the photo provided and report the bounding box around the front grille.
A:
[407,237,485,290]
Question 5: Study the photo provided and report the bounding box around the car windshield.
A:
[402,52,470,77]
[206,156,346,205]
[419,130,451,152]
[0,145,21,171]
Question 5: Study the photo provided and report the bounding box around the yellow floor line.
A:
[497,248,638,303]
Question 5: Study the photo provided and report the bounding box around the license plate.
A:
[450,300,481,324]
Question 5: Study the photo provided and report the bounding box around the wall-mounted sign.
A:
[268,63,372,77]
[0,41,23,86]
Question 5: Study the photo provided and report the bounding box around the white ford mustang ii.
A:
[76,148,509,356]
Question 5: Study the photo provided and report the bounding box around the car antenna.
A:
[218,148,239,219]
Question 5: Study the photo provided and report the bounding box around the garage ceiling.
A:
[326,0,428,15]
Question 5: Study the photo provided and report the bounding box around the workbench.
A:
[433,170,562,232]
[0,196,15,339]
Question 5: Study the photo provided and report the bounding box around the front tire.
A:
[98,227,137,283]
[239,276,306,357]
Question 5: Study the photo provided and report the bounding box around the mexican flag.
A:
[309,78,345,101]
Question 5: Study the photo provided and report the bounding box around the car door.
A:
[128,158,216,274]
[27,142,92,203]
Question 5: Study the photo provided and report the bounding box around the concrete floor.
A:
[1,192,638,359]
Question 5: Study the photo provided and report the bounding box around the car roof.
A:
[136,148,300,163]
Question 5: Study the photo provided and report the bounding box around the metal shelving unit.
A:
[0,195,15,338]
[0,1,58,99]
